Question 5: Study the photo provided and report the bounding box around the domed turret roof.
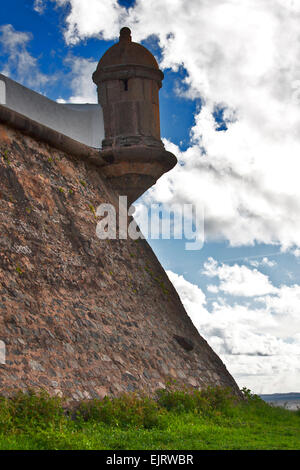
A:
[97,27,159,71]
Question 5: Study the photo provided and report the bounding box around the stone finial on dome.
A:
[119,27,132,43]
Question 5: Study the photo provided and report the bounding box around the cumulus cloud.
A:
[49,0,300,249]
[166,271,207,324]
[33,0,46,14]
[0,23,97,104]
[167,268,300,393]
[202,257,277,296]
[58,56,98,103]
[249,257,277,268]
[262,284,300,318]
[0,24,50,90]
[53,0,128,44]
[292,249,300,258]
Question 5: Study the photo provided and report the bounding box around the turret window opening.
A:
[122,79,129,91]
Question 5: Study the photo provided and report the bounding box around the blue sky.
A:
[1,0,300,393]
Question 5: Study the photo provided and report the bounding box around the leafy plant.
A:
[88,203,97,219]
[0,390,65,432]
[76,393,164,429]
[2,150,11,165]
[16,266,23,275]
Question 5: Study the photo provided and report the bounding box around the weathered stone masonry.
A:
[0,121,239,398]
[0,28,240,399]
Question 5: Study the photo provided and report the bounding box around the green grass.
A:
[0,386,299,450]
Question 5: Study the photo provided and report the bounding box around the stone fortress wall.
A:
[0,120,240,399]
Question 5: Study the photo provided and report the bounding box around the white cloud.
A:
[207,284,219,294]
[0,23,97,103]
[223,354,300,394]
[249,257,277,268]
[53,0,128,44]
[202,257,277,297]
[34,0,46,14]
[262,284,300,318]
[61,56,98,103]
[292,249,300,258]
[166,271,207,324]
[168,267,300,393]
[0,24,50,90]
[49,0,300,249]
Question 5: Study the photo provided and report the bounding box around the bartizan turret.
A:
[93,27,177,205]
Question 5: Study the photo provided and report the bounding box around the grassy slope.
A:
[0,388,299,450]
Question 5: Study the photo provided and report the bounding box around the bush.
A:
[0,385,299,450]
[76,393,164,429]
[0,390,65,432]
[0,385,241,435]
[200,385,236,410]
[241,387,262,404]
[156,382,235,416]
[0,397,13,433]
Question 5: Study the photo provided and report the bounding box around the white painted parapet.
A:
[0,73,104,148]
[0,79,5,105]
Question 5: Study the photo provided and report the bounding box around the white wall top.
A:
[0,74,104,148]
[0,79,6,105]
